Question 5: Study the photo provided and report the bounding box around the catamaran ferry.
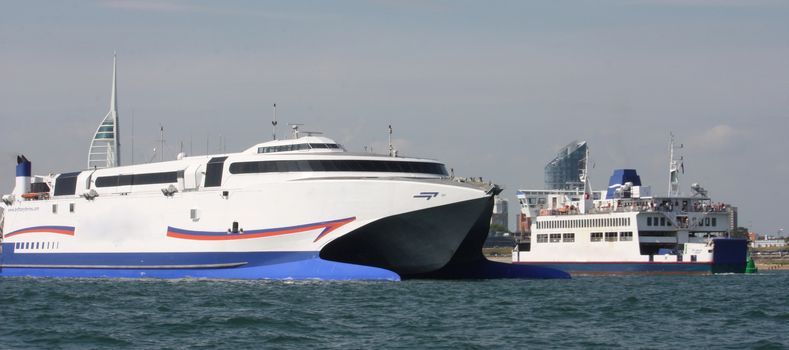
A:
[0,55,568,280]
[512,140,747,275]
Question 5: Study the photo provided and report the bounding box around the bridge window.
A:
[563,233,575,243]
[605,232,618,242]
[536,234,548,243]
[53,172,80,196]
[549,233,561,243]
[257,143,343,153]
[620,231,633,241]
[591,232,603,242]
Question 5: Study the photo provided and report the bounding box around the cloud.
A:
[693,124,741,152]
[97,0,338,21]
[99,0,206,13]
[624,0,786,7]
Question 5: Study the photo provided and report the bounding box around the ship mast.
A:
[272,103,278,140]
[668,133,683,197]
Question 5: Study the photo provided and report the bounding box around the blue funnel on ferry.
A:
[606,169,641,199]
[12,155,31,195]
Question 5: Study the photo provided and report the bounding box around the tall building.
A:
[87,53,120,169]
[544,141,587,190]
[490,196,509,232]
[728,206,738,233]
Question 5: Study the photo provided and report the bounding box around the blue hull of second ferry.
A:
[514,262,713,276]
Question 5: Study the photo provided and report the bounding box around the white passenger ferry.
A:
[512,141,747,275]
[0,55,568,280]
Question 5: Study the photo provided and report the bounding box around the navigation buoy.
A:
[745,256,758,274]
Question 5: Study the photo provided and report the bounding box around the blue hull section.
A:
[712,238,748,274]
[515,262,712,275]
[0,244,399,280]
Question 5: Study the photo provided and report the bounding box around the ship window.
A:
[536,234,548,243]
[704,218,710,226]
[205,157,228,187]
[620,232,633,241]
[69,203,75,213]
[133,172,179,186]
[52,204,57,214]
[95,172,178,187]
[712,217,717,226]
[660,217,666,226]
[563,233,575,243]
[15,242,19,249]
[549,233,561,243]
[605,232,617,242]
[35,242,39,249]
[229,160,448,176]
[30,182,50,193]
[53,172,81,196]
[591,232,603,242]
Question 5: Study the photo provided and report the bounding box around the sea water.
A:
[1,272,787,349]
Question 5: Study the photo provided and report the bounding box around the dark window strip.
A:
[95,171,179,188]
[229,160,448,176]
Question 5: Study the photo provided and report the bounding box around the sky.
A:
[1,0,788,236]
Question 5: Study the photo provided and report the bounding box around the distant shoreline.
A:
[754,257,789,271]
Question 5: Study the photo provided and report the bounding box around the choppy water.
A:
[1,272,787,349]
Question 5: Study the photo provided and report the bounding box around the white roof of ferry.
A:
[243,136,341,154]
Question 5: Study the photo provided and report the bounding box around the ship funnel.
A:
[13,155,31,195]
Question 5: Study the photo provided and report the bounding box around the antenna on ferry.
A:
[131,109,134,165]
[272,103,278,140]
[159,124,165,162]
[388,125,394,157]
[288,123,303,139]
[668,133,681,197]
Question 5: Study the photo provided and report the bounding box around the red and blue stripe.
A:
[166,217,356,242]
[4,226,75,238]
